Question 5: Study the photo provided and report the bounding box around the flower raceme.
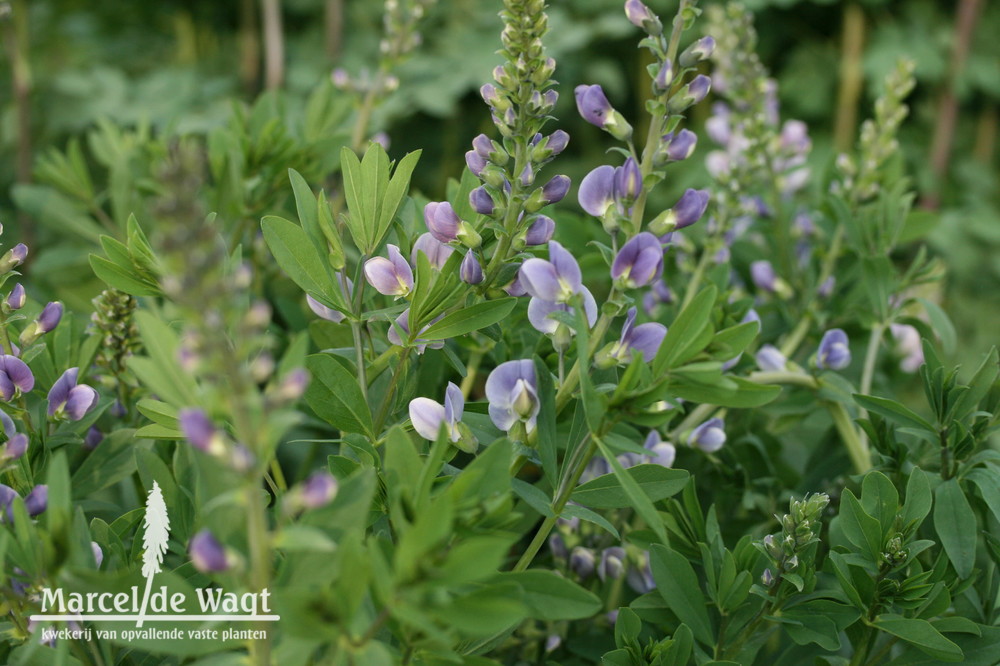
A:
[486,359,540,435]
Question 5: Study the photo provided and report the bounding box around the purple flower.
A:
[0,243,27,272]
[460,252,484,285]
[409,382,476,452]
[683,75,712,106]
[549,534,568,560]
[818,276,836,299]
[654,60,674,95]
[543,129,570,156]
[575,84,631,140]
[575,84,614,128]
[307,295,345,324]
[519,241,584,303]
[569,547,596,579]
[469,187,495,216]
[92,542,104,568]
[627,554,656,593]
[471,133,494,159]
[0,355,34,401]
[649,189,710,234]
[756,344,787,371]
[25,485,46,516]
[689,418,726,453]
[189,529,230,573]
[541,175,571,205]
[47,368,98,421]
[662,129,698,162]
[424,201,474,245]
[615,158,642,205]
[606,307,666,363]
[301,471,338,509]
[179,409,223,455]
[411,233,455,269]
[624,0,661,35]
[816,329,851,370]
[612,232,663,288]
[7,284,24,310]
[644,431,676,467]
[364,245,413,297]
[36,302,63,334]
[750,260,777,293]
[525,215,555,246]
[2,433,27,461]
[465,150,487,176]
[578,165,617,218]
[598,547,626,581]
[485,359,540,434]
[528,291,598,335]
[679,36,716,67]
[545,634,562,653]
[386,309,445,354]
[0,484,18,522]
[890,323,924,373]
[84,426,103,450]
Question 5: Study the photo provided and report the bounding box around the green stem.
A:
[680,246,713,310]
[246,481,272,665]
[374,349,411,434]
[351,321,369,403]
[827,400,871,474]
[460,350,484,398]
[554,310,615,412]
[513,435,597,572]
[857,322,884,452]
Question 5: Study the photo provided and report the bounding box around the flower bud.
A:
[649,189,710,234]
[179,409,226,456]
[653,59,673,96]
[469,187,495,216]
[2,433,27,461]
[756,345,787,372]
[189,529,230,573]
[689,418,726,453]
[364,245,414,297]
[598,547,626,581]
[84,426,104,450]
[301,471,339,509]
[465,150,486,176]
[460,252,484,285]
[661,129,698,163]
[6,284,24,310]
[37,302,63,334]
[816,329,851,370]
[624,0,662,35]
[25,485,47,516]
[679,36,716,68]
[669,75,712,113]
[525,215,555,246]
[762,568,775,586]
[611,232,663,289]
[92,542,104,568]
[569,547,596,579]
[0,244,28,273]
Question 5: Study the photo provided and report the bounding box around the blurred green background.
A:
[1,0,997,363]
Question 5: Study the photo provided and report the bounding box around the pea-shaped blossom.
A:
[47,368,98,421]
[179,408,226,456]
[519,241,586,304]
[649,189,710,235]
[306,275,352,324]
[409,382,476,453]
[364,245,413,297]
[527,294,598,336]
[612,232,664,289]
[689,417,726,453]
[575,85,632,140]
[598,546,626,581]
[644,431,676,468]
[189,529,231,573]
[386,309,445,354]
[411,233,455,269]
[486,359,540,434]
[577,159,644,226]
[756,344,787,371]
[525,215,555,246]
[601,307,666,365]
[424,201,481,247]
[816,329,851,370]
[0,355,34,402]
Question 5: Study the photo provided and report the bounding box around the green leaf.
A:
[420,298,518,340]
[861,471,900,539]
[839,489,883,563]
[571,463,688,509]
[873,614,963,662]
[901,467,932,530]
[129,312,199,407]
[654,286,718,374]
[592,443,668,542]
[853,393,935,433]
[966,467,1000,526]
[89,255,160,296]
[375,150,421,246]
[650,545,714,646]
[303,354,374,436]
[614,607,642,647]
[561,502,620,539]
[493,570,601,620]
[933,478,977,579]
[261,215,345,311]
[671,375,781,408]
[918,298,957,356]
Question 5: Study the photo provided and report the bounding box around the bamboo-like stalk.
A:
[923,0,983,210]
[833,3,866,153]
[260,0,285,90]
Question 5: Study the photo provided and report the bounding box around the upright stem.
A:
[513,434,596,572]
[246,480,272,665]
[922,0,982,209]
[325,0,344,60]
[260,0,285,90]
[833,4,866,152]
[2,0,34,248]
[239,0,261,95]
[554,311,614,412]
